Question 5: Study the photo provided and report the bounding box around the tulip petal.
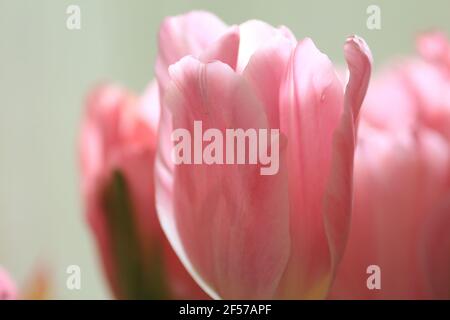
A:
[237,20,296,73]
[343,35,373,120]
[199,26,240,71]
[277,38,345,299]
[324,35,372,269]
[80,85,132,184]
[243,33,295,128]
[155,56,290,299]
[156,11,227,93]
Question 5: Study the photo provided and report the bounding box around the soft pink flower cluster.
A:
[76,11,450,300]
[331,31,450,299]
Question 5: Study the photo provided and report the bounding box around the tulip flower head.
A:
[153,11,372,299]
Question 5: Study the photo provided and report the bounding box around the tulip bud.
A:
[79,83,207,299]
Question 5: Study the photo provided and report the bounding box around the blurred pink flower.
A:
[153,11,372,299]
[79,82,207,299]
[0,266,17,300]
[362,32,450,144]
[330,33,450,299]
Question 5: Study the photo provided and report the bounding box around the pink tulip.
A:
[79,82,207,299]
[0,266,17,300]
[154,11,372,299]
[330,33,450,299]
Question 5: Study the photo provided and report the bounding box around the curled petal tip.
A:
[344,35,373,119]
[300,37,314,46]
[345,35,373,64]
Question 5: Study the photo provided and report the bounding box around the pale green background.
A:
[0,0,449,299]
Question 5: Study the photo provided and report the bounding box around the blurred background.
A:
[0,0,449,299]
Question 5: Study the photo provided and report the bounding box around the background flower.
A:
[79,82,206,299]
[330,33,450,299]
